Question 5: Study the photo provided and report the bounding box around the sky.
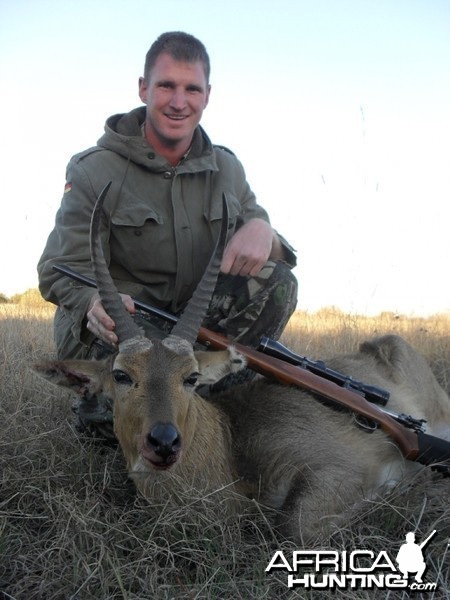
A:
[1,0,449,316]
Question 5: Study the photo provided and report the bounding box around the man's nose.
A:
[170,88,187,110]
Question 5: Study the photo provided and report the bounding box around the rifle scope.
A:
[258,337,390,406]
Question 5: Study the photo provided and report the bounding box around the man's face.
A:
[139,52,210,150]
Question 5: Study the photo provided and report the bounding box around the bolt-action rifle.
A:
[52,263,450,474]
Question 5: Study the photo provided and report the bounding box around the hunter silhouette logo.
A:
[266,529,440,592]
[396,530,436,583]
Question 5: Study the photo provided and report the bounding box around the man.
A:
[38,32,297,435]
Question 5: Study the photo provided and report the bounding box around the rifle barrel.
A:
[52,264,177,324]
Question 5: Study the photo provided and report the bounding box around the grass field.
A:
[1,301,449,599]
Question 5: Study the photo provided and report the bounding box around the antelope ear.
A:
[195,346,247,385]
[32,359,109,397]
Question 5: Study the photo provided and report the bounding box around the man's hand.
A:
[221,218,282,276]
[86,292,135,345]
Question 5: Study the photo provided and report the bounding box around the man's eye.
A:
[113,369,133,385]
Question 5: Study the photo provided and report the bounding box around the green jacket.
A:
[38,107,296,357]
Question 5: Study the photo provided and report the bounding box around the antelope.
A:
[33,189,450,543]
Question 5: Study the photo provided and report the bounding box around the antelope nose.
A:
[147,423,181,459]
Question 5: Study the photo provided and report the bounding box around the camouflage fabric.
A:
[203,260,298,346]
[72,389,116,442]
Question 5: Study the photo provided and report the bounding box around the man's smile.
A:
[165,114,188,120]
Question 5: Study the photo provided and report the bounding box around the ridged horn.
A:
[90,181,143,343]
[169,195,229,345]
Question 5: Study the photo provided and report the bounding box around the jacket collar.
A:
[98,107,218,173]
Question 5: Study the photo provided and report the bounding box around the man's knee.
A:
[205,260,298,344]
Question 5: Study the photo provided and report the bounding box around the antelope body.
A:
[33,186,450,542]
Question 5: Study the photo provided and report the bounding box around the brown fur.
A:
[33,334,450,543]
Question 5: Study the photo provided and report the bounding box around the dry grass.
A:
[1,303,449,599]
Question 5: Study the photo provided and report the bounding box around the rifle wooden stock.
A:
[197,327,421,461]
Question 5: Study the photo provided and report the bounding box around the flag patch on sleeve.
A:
[64,182,72,194]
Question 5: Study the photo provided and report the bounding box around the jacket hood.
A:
[97,107,216,172]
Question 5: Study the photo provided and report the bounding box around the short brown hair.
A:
[144,31,211,83]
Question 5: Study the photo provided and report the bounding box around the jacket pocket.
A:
[109,193,174,278]
[111,203,163,227]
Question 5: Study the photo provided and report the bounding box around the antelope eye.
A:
[184,372,200,387]
[113,369,133,385]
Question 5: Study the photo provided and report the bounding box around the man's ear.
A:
[138,76,148,103]
[204,83,211,109]
[32,359,109,397]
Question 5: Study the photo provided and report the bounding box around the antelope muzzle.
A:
[141,422,182,470]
